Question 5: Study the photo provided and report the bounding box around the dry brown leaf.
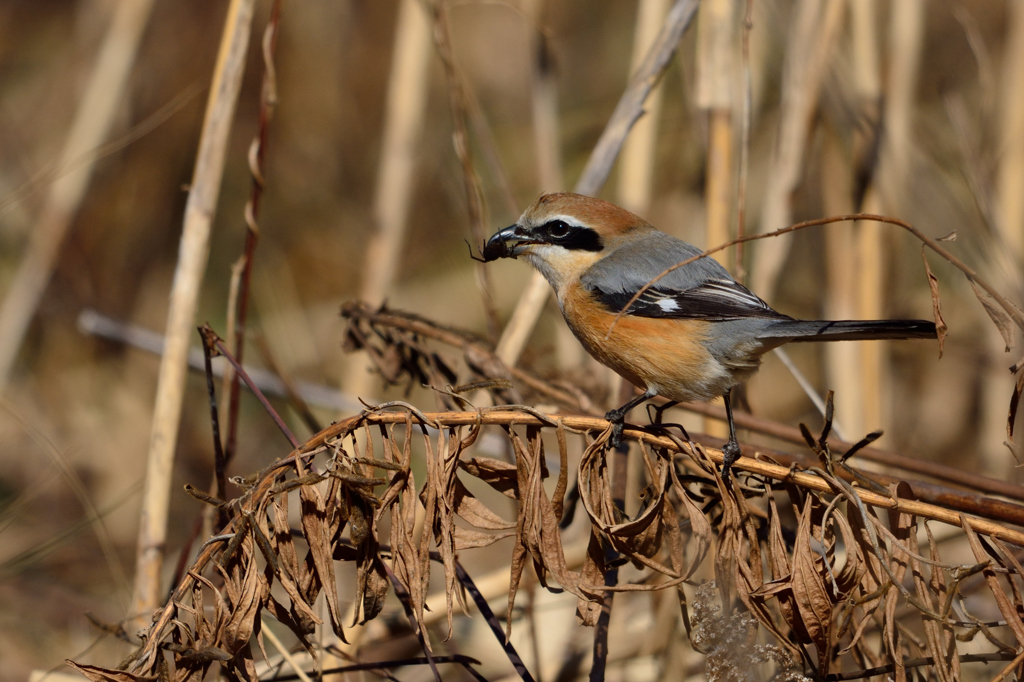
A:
[221,554,264,656]
[830,511,865,598]
[298,481,345,639]
[883,486,915,676]
[1008,359,1024,443]
[921,247,948,358]
[453,478,514,529]
[453,526,514,549]
[459,456,519,498]
[969,276,1015,352]
[791,498,834,678]
[65,662,156,682]
[764,493,808,645]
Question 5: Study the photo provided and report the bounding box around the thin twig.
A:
[224,0,282,464]
[204,325,299,449]
[455,561,536,682]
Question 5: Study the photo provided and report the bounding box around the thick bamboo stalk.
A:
[821,131,864,437]
[346,0,433,399]
[619,0,671,216]
[132,0,255,624]
[999,0,1024,263]
[695,0,735,441]
[495,0,573,371]
[750,0,843,301]
[0,0,155,388]
[858,0,924,441]
[695,0,734,268]
[823,0,880,436]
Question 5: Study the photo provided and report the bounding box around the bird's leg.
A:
[605,387,658,447]
[721,388,742,484]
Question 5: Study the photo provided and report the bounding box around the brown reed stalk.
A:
[821,0,884,439]
[851,0,886,442]
[222,0,282,463]
[619,0,671,217]
[430,0,502,340]
[695,0,734,269]
[750,0,843,300]
[131,0,255,625]
[1000,1,1024,264]
[345,0,432,403]
[0,0,155,388]
[695,0,736,443]
[858,0,924,442]
[356,0,432,311]
[821,131,865,436]
[493,0,566,369]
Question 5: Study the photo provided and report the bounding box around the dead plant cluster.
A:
[66,307,1024,682]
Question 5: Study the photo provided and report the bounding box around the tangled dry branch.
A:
[69,405,1024,680]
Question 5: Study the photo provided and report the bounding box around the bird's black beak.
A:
[482,224,539,262]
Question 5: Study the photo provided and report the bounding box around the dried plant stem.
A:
[750,0,843,300]
[859,0,925,442]
[356,0,432,310]
[491,2,561,371]
[494,275,551,366]
[345,0,432,404]
[695,0,735,442]
[695,0,734,268]
[430,0,501,340]
[261,621,314,682]
[131,0,254,625]
[223,0,282,461]
[821,132,865,437]
[0,0,154,387]
[619,0,671,216]
[342,301,1024,504]
[576,0,698,198]
[527,1,563,194]
[1000,1,1024,263]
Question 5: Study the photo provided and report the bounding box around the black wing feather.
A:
[592,278,791,321]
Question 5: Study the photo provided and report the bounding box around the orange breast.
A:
[559,284,729,402]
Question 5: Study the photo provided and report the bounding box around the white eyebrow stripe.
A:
[539,214,588,228]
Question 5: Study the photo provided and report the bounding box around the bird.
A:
[482,192,937,481]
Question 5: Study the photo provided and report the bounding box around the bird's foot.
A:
[604,408,626,448]
[721,437,741,485]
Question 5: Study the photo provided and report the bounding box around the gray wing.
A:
[580,231,788,321]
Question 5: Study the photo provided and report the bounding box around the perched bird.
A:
[483,192,936,479]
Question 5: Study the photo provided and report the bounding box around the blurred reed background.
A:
[0,0,1022,679]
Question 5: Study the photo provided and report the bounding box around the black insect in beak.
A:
[482,225,536,262]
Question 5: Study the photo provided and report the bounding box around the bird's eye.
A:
[545,220,571,238]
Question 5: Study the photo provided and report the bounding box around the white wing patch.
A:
[656,298,680,312]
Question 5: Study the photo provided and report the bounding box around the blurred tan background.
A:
[1,0,1022,679]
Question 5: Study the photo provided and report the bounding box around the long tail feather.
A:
[761,319,937,342]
